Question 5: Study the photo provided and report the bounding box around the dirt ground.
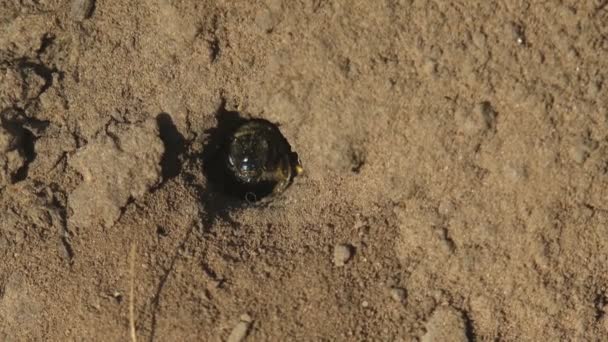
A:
[1,0,608,340]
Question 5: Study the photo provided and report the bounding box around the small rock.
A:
[112,291,123,302]
[421,306,468,342]
[569,136,599,164]
[566,47,579,60]
[254,7,274,33]
[390,287,407,303]
[508,22,525,45]
[0,236,8,251]
[353,215,368,229]
[471,31,486,49]
[503,164,527,183]
[570,143,589,164]
[458,101,497,135]
[587,78,602,98]
[361,300,369,308]
[227,316,253,342]
[13,230,25,244]
[422,59,438,77]
[438,199,455,216]
[429,45,443,59]
[333,243,355,267]
[70,0,95,22]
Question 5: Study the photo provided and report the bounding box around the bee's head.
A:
[227,127,271,183]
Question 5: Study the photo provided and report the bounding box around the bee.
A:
[223,119,302,201]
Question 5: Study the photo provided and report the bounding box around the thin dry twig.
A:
[129,243,137,342]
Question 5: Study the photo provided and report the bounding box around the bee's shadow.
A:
[196,103,250,229]
[157,112,186,184]
[158,101,287,232]
[154,107,240,232]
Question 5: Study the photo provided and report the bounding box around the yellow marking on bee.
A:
[233,130,255,138]
[295,164,304,175]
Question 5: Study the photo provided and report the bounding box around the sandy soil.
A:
[2,0,608,340]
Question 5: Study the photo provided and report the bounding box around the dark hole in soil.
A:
[595,292,607,320]
[0,109,43,183]
[156,225,169,237]
[12,128,36,182]
[349,147,366,174]
[462,310,477,342]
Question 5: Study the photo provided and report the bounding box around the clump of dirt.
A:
[421,306,470,342]
[68,120,164,229]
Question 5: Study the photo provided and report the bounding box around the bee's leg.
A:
[256,155,296,196]
[276,157,297,194]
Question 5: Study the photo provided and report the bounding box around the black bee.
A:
[204,117,302,202]
[226,119,302,201]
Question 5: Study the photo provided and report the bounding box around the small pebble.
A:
[227,316,253,342]
[438,199,455,216]
[361,300,369,308]
[566,47,579,60]
[333,243,355,267]
[390,287,407,303]
[601,36,608,51]
[422,59,438,77]
[471,31,487,49]
[587,77,603,98]
[503,164,527,183]
[70,0,95,22]
[429,45,443,59]
[570,144,589,164]
[421,306,468,342]
[13,230,25,244]
[458,101,497,135]
[508,22,525,45]
[255,7,274,33]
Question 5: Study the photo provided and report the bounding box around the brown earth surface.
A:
[2,0,608,340]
